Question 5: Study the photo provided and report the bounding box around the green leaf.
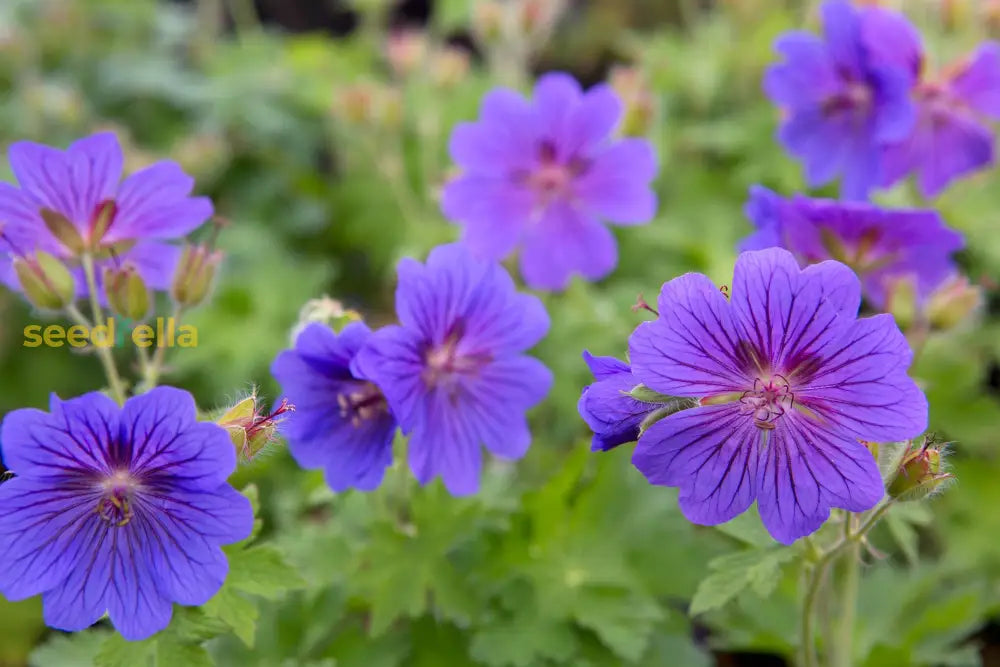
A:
[714,507,775,548]
[94,634,155,667]
[470,612,576,667]
[689,547,797,615]
[202,586,260,647]
[572,587,663,661]
[30,631,110,667]
[226,544,306,599]
[155,639,214,667]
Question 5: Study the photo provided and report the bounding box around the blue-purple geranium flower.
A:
[627,248,927,544]
[271,321,397,492]
[0,387,253,640]
[742,185,964,310]
[764,0,916,199]
[578,352,657,452]
[871,10,1000,197]
[0,132,213,300]
[353,243,553,495]
[441,72,658,291]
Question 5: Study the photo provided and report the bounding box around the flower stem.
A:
[833,530,861,667]
[142,304,184,389]
[80,254,127,405]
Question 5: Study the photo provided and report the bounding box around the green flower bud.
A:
[103,263,150,321]
[925,276,981,331]
[171,244,221,308]
[217,392,293,462]
[885,276,919,332]
[14,251,75,310]
[887,440,953,502]
[40,208,85,254]
[290,297,362,342]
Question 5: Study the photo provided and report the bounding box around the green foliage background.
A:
[0,0,999,665]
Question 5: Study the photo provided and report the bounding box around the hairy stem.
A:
[832,516,861,667]
[80,254,127,404]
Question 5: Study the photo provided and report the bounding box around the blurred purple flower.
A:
[442,72,658,291]
[0,132,213,299]
[0,388,253,640]
[271,321,397,492]
[764,0,916,200]
[578,351,656,451]
[872,12,1000,197]
[353,243,552,495]
[628,248,927,544]
[742,185,964,309]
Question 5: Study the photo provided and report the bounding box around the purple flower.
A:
[271,321,397,492]
[441,72,658,291]
[0,387,253,640]
[764,0,916,200]
[876,24,1000,196]
[0,132,213,300]
[628,248,927,544]
[352,243,552,495]
[742,185,964,309]
[577,351,656,452]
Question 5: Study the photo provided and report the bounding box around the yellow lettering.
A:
[23,325,42,347]
[66,325,88,348]
[43,325,65,347]
[177,325,198,348]
[132,325,154,348]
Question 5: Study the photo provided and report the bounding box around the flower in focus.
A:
[0,387,253,640]
[628,248,927,544]
[764,0,916,199]
[577,351,657,451]
[742,186,963,310]
[353,243,553,495]
[0,132,213,301]
[875,18,1000,197]
[271,322,397,492]
[442,72,658,290]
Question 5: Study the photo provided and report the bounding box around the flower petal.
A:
[1,392,118,478]
[519,201,617,290]
[797,313,928,442]
[628,273,748,397]
[573,139,658,224]
[352,324,427,429]
[764,33,840,106]
[106,162,212,243]
[8,140,77,222]
[560,83,623,157]
[756,416,883,545]
[407,388,483,496]
[66,132,124,223]
[950,43,1000,118]
[917,111,993,198]
[120,387,236,489]
[633,404,759,526]
[730,247,850,373]
[578,356,652,451]
[441,176,533,260]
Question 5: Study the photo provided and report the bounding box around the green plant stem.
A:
[799,501,895,666]
[80,254,127,405]
[832,516,861,667]
[142,304,184,389]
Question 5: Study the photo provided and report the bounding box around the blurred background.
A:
[1,0,999,665]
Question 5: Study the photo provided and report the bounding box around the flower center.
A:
[96,470,138,527]
[822,79,873,119]
[740,375,794,430]
[422,326,491,388]
[337,382,389,427]
[523,141,588,207]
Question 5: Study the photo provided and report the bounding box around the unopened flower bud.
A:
[217,392,293,461]
[610,66,657,137]
[519,0,565,40]
[14,251,75,310]
[171,244,221,308]
[925,276,981,330]
[885,276,918,332]
[887,440,953,502]
[290,296,362,342]
[333,84,403,130]
[473,1,505,44]
[385,29,428,79]
[103,263,150,321]
[432,47,471,89]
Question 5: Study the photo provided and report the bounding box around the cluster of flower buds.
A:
[290,296,362,341]
[385,28,428,79]
[886,275,983,332]
[886,439,953,502]
[217,390,294,462]
[473,0,566,50]
[13,251,75,310]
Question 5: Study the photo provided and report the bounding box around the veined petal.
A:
[629,273,748,397]
[633,404,759,526]
[756,415,883,545]
[8,140,77,223]
[573,139,658,225]
[560,83,623,158]
[730,247,849,373]
[407,388,484,496]
[442,176,533,260]
[107,162,212,243]
[797,313,927,442]
[917,111,994,198]
[950,43,1000,118]
[764,33,841,106]
[352,324,427,429]
[66,132,124,223]
[579,358,654,451]
[121,387,236,489]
